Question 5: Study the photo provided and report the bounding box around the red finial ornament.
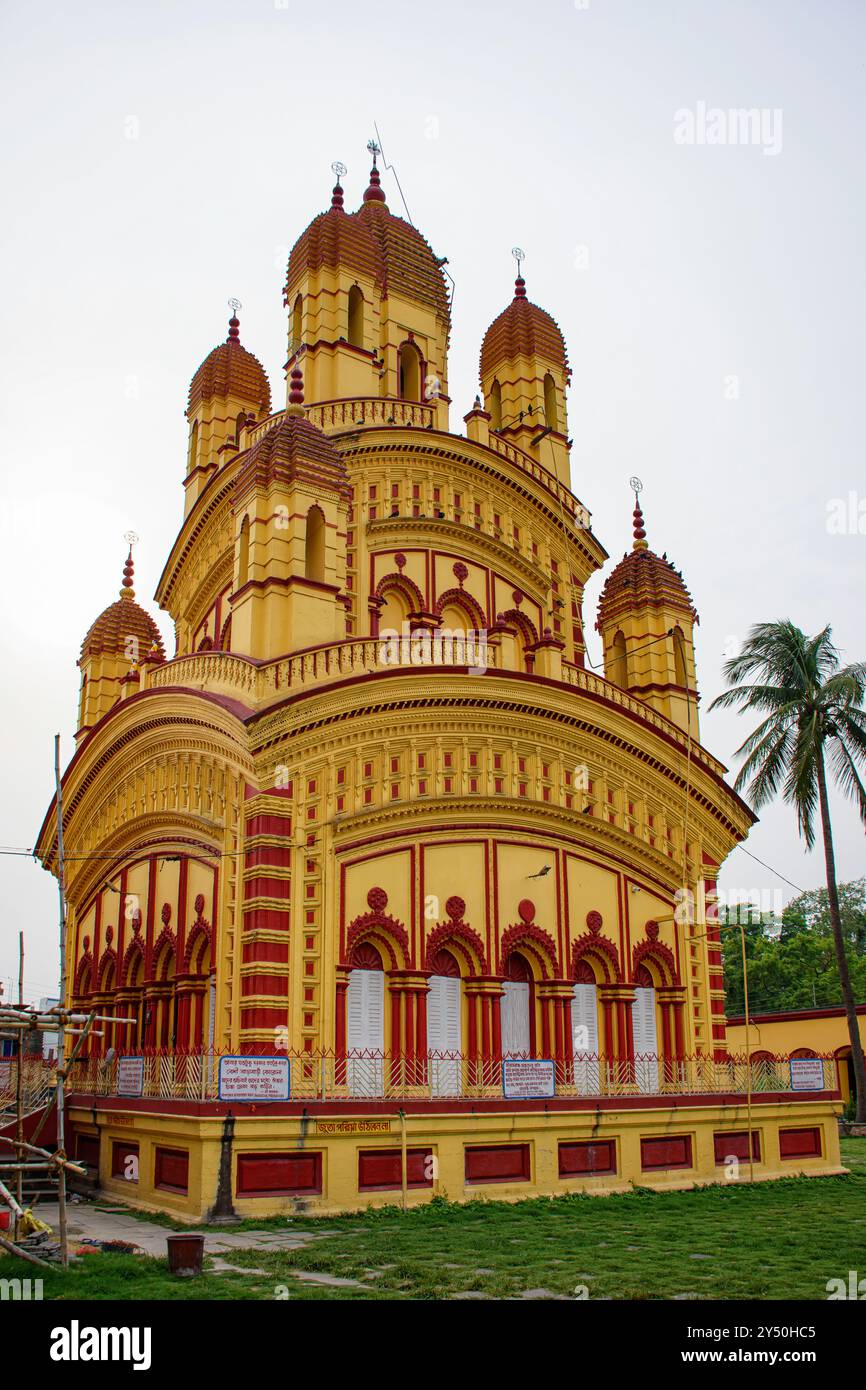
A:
[363,164,386,203]
[330,160,347,210]
[122,548,134,591]
[512,247,526,298]
[630,476,648,551]
[226,297,242,344]
[287,360,305,414]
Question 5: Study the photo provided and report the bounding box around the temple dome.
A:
[284,167,450,322]
[597,504,697,630]
[284,179,381,304]
[237,367,351,497]
[80,551,166,662]
[187,315,271,417]
[480,277,568,381]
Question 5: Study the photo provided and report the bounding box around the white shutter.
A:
[632,987,659,1093]
[571,983,600,1094]
[501,981,530,1056]
[346,969,384,1096]
[428,974,462,1096]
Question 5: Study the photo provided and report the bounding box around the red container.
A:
[166,1233,205,1277]
[0,1210,11,1233]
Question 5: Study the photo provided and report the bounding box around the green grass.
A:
[4,1139,865,1301]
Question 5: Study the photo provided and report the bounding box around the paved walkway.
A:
[35,1201,329,1258]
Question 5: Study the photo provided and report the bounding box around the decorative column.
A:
[335,969,348,1085]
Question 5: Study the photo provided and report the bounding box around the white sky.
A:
[1,0,864,1002]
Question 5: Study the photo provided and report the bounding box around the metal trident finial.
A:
[366,138,381,166]
[512,246,525,276]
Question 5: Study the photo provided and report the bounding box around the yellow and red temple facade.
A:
[36,152,843,1216]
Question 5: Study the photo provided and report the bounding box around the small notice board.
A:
[218,1055,290,1102]
[116,1057,144,1097]
[502,1058,556,1100]
[789,1057,825,1091]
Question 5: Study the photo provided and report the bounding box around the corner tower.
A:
[283,148,451,428]
[479,258,571,478]
[596,488,700,738]
[184,308,272,516]
[76,547,165,743]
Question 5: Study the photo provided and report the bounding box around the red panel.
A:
[640,1135,693,1170]
[245,814,292,837]
[558,1140,616,1177]
[75,1134,99,1168]
[779,1127,821,1159]
[358,1148,433,1191]
[464,1143,531,1184]
[154,1146,189,1193]
[244,877,291,901]
[236,1152,322,1195]
[111,1140,139,1179]
[713,1131,760,1164]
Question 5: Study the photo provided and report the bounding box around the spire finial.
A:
[287,349,305,416]
[331,160,346,209]
[121,530,138,599]
[512,246,526,298]
[363,139,386,203]
[227,297,242,343]
[629,476,648,551]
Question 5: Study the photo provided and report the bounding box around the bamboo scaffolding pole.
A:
[15,932,24,1236]
[54,733,69,1268]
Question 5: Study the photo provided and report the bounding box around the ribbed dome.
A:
[80,552,166,663]
[285,180,381,304]
[237,381,351,498]
[480,277,568,381]
[284,168,450,322]
[597,504,697,630]
[187,315,271,417]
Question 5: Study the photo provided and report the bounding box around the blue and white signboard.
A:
[218,1055,290,1102]
[789,1057,825,1092]
[502,1058,556,1100]
[117,1056,144,1097]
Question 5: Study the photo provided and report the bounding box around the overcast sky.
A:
[1,0,864,1002]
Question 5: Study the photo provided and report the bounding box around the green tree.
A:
[710,622,866,1120]
[722,880,866,1015]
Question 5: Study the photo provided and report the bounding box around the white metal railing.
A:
[66,1050,837,1105]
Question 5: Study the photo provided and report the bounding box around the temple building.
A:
[36,151,843,1216]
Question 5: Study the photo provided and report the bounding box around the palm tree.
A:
[710,621,866,1121]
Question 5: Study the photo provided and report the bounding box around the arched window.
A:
[673,626,688,687]
[235,411,246,443]
[632,966,659,1093]
[488,379,502,431]
[610,630,628,687]
[571,962,600,1094]
[304,505,326,582]
[237,515,250,588]
[543,373,559,432]
[427,949,462,1095]
[187,420,198,471]
[501,952,533,1056]
[347,285,364,348]
[398,342,421,401]
[346,943,385,1096]
[291,294,303,353]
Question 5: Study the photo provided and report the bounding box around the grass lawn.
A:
[3,1138,865,1301]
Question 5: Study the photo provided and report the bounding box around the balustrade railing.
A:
[66,1050,835,1105]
